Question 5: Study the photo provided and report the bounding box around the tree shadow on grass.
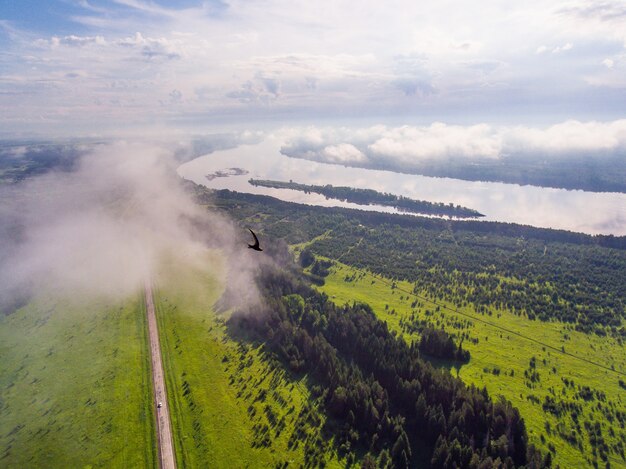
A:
[418,353,467,378]
[223,313,362,469]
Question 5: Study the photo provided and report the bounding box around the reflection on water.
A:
[177,135,626,236]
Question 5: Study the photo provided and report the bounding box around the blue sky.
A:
[1,0,626,140]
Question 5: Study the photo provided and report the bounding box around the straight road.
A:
[145,281,177,469]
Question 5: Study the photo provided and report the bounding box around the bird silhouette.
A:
[247,228,263,251]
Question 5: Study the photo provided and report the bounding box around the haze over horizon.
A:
[1,0,626,142]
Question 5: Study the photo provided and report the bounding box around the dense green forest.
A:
[228,254,547,468]
[305,224,625,333]
[248,179,484,218]
[202,188,626,335]
[199,186,626,467]
[318,259,626,467]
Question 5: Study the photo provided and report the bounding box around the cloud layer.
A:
[280,119,626,168]
[2,0,626,134]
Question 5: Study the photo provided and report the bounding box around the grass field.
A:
[153,247,349,468]
[4,237,622,468]
[317,260,626,469]
[0,291,156,468]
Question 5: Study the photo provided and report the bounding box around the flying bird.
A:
[247,228,263,251]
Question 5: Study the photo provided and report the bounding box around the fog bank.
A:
[0,141,260,311]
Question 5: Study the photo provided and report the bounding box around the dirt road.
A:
[145,281,177,469]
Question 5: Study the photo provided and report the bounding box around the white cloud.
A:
[225,74,281,104]
[280,119,626,171]
[556,0,626,42]
[584,54,626,87]
[504,119,626,153]
[552,42,573,53]
[35,35,107,48]
[116,32,183,59]
[2,0,626,134]
[393,78,435,96]
[62,34,106,47]
[320,144,366,163]
[367,123,502,161]
[33,31,184,60]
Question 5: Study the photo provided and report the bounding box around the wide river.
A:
[178,135,626,236]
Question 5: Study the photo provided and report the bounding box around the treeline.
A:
[208,188,626,250]
[229,261,547,468]
[248,179,484,218]
[207,190,626,333]
[308,223,626,332]
[419,326,471,363]
[301,248,470,363]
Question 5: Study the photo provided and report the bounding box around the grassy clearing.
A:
[290,230,332,255]
[153,248,347,468]
[318,261,626,469]
[0,291,155,468]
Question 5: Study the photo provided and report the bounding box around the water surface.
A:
[177,136,626,236]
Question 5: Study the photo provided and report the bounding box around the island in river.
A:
[206,167,249,181]
[248,178,485,219]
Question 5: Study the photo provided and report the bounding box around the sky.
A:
[1,0,626,137]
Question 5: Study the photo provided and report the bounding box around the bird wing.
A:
[249,228,260,247]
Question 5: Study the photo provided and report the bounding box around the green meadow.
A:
[153,248,348,468]
[0,246,353,469]
[317,260,626,469]
[0,291,155,468]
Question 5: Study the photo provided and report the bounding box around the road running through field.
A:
[145,281,177,469]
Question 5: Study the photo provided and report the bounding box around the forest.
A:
[248,179,484,218]
[204,188,626,335]
[191,184,626,466]
[228,254,548,468]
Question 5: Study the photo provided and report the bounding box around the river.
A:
[177,135,626,236]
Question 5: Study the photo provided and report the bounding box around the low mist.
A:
[0,141,261,312]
